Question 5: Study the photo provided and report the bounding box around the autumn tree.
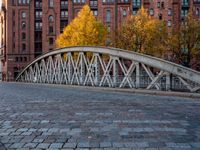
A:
[115,7,167,57]
[168,12,200,69]
[56,5,108,47]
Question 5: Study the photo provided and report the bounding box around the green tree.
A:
[115,7,167,57]
[56,5,108,47]
[168,12,200,68]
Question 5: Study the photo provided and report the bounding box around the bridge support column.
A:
[136,62,140,88]
[94,53,100,86]
[80,52,85,85]
[166,73,171,91]
[113,57,119,87]
[68,53,73,84]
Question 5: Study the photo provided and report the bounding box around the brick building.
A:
[0,0,200,81]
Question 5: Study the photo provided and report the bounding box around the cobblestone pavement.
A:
[0,82,200,150]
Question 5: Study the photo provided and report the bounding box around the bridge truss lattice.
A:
[16,46,200,93]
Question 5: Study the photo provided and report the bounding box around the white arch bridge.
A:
[16,46,200,93]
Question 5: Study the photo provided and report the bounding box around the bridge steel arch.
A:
[16,46,200,93]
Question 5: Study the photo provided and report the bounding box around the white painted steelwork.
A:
[16,46,200,92]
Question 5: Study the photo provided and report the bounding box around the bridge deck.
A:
[0,82,200,149]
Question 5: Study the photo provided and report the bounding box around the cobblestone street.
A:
[0,82,200,150]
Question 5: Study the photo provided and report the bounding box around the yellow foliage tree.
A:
[167,12,200,69]
[115,6,167,57]
[56,5,108,47]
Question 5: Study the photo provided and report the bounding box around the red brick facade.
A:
[0,0,200,81]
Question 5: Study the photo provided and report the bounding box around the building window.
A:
[133,10,137,15]
[35,11,42,19]
[182,0,189,6]
[159,13,162,20]
[90,0,98,7]
[12,10,15,16]
[22,22,26,29]
[161,2,164,9]
[157,2,160,8]
[149,8,154,16]
[61,0,68,8]
[22,43,26,51]
[168,8,172,16]
[49,15,54,22]
[92,10,97,16]
[73,0,85,4]
[196,8,199,16]
[168,20,172,27]
[49,38,54,45]
[22,32,26,40]
[106,10,111,23]
[35,1,42,8]
[123,9,127,17]
[49,26,53,34]
[107,25,111,33]
[35,22,42,30]
[49,0,54,7]
[102,0,114,4]
[132,0,141,7]
[61,11,68,18]
[181,9,188,17]
[22,12,26,18]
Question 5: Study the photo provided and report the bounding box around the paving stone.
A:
[38,128,49,132]
[78,142,90,148]
[17,128,29,132]
[100,142,112,148]
[8,137,23,143]
[21,131,32,136]
[89,142,100,148]
[32,138,44,143]
[28,128,38,132]
[119,148,132,150]
[10,132,22,136]
[148,142,166,148]
[104,148,118,150]
[36,143,50,149]
[10,143,25,149]
[48,128,59,132]
[23,143,38,148]
[49,143,64,149]
[20,136,35,143]
[42,132,52,136]
[113,142,124,148]
[63,143,77,148]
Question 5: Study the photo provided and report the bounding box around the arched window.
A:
[196,8,199,16]
[22,12,26,18]
[49,15,54,22]
[21,22,26,29]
